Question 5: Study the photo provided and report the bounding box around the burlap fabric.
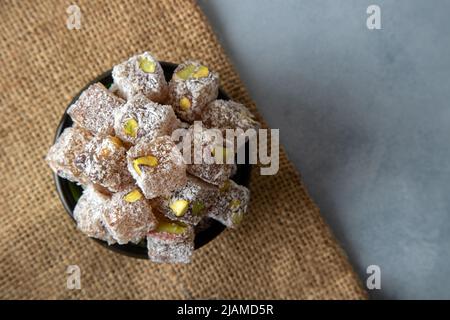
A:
[0,0,367,299]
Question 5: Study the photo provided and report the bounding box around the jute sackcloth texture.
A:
[0,0,367,299]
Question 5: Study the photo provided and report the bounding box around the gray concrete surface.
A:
[198,0,450,299]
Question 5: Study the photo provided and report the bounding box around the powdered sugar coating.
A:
[102,187,157,244]
[187,162,237,187]
[67,83,125,135]
[73,185,116,244]
[147,224,194,264]
[127,136,187,199]
[74,135,133,192]
[46,126,92,184]
[202,99,261,133]
[207,180,250,229]
[150,175,219,225]
[113,94,180,144]
[184,125,237,186]
[168,60,219,122]
[112,52,168,103]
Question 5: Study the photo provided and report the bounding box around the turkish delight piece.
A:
[168,60,219,122]
[112,52,168,103]
[150,175,219,226]
[113,94,180,144]
[183,125,237,186]
[75,135,133,192]
[102,187,157,244]
[201,99,260,133]
[73,185,115,244]
[146,219,194,264]
[46,126,92,184]
[207,180,250,229]
[67,83,125,135]
[127,136,187,199]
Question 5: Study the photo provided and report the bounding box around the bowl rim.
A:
[53,61,251,259]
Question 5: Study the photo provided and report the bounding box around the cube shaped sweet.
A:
[67,83,125,135]
[74,135,133,192]
[113,94,180,144]
[127,136,187,199]
[150,175,219,226]
[73,185,116,244]
[112,52,168,103]
[207,180,250,229]
[46,126,92,184]
[202,99,260,133]
[146,219,194,263]
[168,60,219,122]
[102,187,157,244]
[183,125,237,186]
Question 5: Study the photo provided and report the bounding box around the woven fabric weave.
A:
[0,0,366,299]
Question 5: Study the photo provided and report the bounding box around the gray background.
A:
[198,0,450,299]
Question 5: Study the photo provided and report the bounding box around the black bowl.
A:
[54,61,251,259]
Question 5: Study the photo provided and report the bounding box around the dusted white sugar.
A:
[202,99,261,133]
[113,94,180,144]
[187,162,237,186]
[207,180,250,229]
[112,52,168,103]
[102,187,157,244]
[127,136,187,199]
[75,135,133,192]
[147,225,194,264]
[46,126,92,184]
[67,83,125,135]
[73,185,116,244]
[150,175,219,226]
[168,60,219,122]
